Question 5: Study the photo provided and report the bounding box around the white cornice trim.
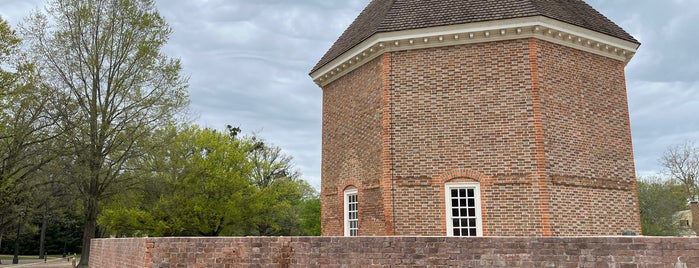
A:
[311,16,640,87]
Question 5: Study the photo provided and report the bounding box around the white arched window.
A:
[344,188,359,236]
[445,182,483,237]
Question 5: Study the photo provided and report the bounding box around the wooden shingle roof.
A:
[311,0,638,73]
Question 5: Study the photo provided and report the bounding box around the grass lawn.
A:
[0,254,41,260]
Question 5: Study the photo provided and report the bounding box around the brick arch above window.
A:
[343,185,358,191]
[338,180,361,196]
[432,168,493,186]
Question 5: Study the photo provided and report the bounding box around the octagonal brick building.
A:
[310,0,642,237]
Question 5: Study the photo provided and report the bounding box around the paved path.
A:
[0,258,74,268]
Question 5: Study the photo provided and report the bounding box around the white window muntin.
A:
[445,182,483,237]
[344,188,359,236]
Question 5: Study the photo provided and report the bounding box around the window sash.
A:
[344,189,359,236]
[445,183,482,237]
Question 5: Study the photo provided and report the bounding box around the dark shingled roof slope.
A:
[311,0,639,73]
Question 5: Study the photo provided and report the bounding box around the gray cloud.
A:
[0,1,43,24]
[587,0,699,177]
[152,0,371,188]
[588,0,699,83]
[2,0,697,186]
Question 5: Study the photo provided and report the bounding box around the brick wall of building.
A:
[320,37,640,236]
[90,236,699,267]
[389,40,538,179]
[535,39,642,235]
[388,39,545,236]
[392,177,442,235]
[321,56,387,236]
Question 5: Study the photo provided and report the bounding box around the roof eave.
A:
[310,16,640,87]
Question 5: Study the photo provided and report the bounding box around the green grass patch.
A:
[0,254,40,260]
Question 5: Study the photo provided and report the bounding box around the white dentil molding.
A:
[311,15,640,87]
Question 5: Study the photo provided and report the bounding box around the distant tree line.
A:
[638,141,699,236]
[0,0,318,266]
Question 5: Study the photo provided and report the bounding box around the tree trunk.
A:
[38,208,48,259]
[0,232,3,264]
[78,196,99,268]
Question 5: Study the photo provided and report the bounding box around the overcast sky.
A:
[1,0,698,188]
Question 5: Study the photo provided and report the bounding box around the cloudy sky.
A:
[1,0,698,188]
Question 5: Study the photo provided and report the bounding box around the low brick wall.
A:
[90,236,699,267]
[90,238,148,267]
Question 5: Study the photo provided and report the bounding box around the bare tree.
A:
[661,141,699,201]
[248,138,301,189]
[22,0,189,266]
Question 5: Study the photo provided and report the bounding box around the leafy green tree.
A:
[152,126,253,236]
[637,176,689,236]
[21,0,189,265]
[298,197,321,236]
[0,16,60,248]
[247,177,317,236]
[246,138,320,235]
[0,16,20,88]
[0,15,24,241]
[100,125,253,236]
[98,125,322,237]
[31,169,81,259]
[98,207,154,237]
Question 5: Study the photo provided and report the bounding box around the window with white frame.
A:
[344,188,359,236]
[445,182,483,237]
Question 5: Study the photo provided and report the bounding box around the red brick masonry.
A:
[321,39,641,236]
[90,236,699,267]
